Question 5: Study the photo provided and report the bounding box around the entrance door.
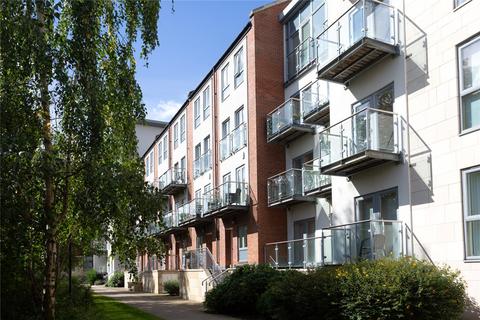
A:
[293,218,315,267]
[225,229,232,267]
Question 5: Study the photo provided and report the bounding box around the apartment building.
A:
[139,1,290,278]
[263,0,479,303]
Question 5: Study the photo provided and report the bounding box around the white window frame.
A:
[221,63,230,100]
[158,141,163,165]
[238,225,248,262]
[194,97,201,128]
[148,151,154,176]
[458,35,480,134]
[234,106,244,128]
[173,123,179,149]
[234,47,244,88]
[180,114,186,143]
[203,86,210,120]
[462,165,480,260]
[163,136,168,160]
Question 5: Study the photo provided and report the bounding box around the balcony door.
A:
[293,218,315,267]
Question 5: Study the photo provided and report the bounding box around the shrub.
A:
[106,271,124,288]
[93,279,105,285]
[85,269,102,286]
[163,280,179,296]
[204,264,283,316]
[259,268,342,320]
[56,276,99,320]
[335,258,466,320]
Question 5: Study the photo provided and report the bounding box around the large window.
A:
[221,63,230,100]
[355,188,398,221]
[234,47,244,88]
[459,36,480,132]
[180,114,186,142]
[203,86,210,120]
[163,136,168,160]
[462,166,480,260]
[238,225,248,262]
[194,97,201,128]
[173,123,179,149]
[234,106,244,128]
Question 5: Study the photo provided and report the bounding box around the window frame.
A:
[457,34,480,134]
[180,114,186,143]
[194,97,201,128]
[163,136,168,160]
[234,106,244,128]
[234,47,244,88]
[158,141,163,165]
[221,63,230,101]
[203,86,211,120]
[238,225,248,262]
[461,165,480,261]
[173,122,179,149]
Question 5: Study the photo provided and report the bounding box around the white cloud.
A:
[146,100,182,122]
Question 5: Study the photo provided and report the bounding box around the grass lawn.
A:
[92,295,164,320]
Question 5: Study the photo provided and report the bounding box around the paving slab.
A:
[92,285,240,320]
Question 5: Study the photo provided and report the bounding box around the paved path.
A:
[92,286,240,320]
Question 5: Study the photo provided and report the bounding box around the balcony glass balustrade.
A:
[267,168,312,206]
[266,99,313,143]
[158,167,186,194]
[317,0,397,83]
[194,150,212,178]
[302,88,330,125]
[219,124,247,161]
[303,158,331,196]
[265,220,403,268]
[162,211,177,230]
[203,181,249,216]
[319,107,400,176]
[287,37,317,80]
[177,199,203,225]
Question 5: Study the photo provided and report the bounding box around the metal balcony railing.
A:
[287,37,317,80]
[203,181,249,215]
[158,168,186,191]
[302,158,331,195]
[319,107,400,174]
[267,168,305,205]
[194,150,212,178]
[265,219,404,268]
[301,89,330,124]
[316,0,397,83]
[177,199,203,225]
[219,124,247,161]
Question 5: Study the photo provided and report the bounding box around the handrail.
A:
[267,167,303,181]
[266,97,301,117]
[286,36,314,58]
[404,223,435,265]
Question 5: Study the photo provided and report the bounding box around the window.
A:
[203,86,210,120]
[234,106,244,128]
[180,115,186,142]
[234,47,244,88]
[194,144,201,159]
[145,156,150,176]
[462,166,480,259]
[146,151,154,176]
[222,118,230,138]
[355,188,398,221]
[195,189,202,200]
[221,63,230,100]
[194,97,201,128]
[163,136,168,160]
[180,156,186,170]
[223,173,231,184]
[194,143,201,178]
[158,141,163,165]
[173,123,179,149]
[203,135,210,153]
[235,165,245,183]
[238,225,248,262]
[204,183,211,195]
[459,36,480,132]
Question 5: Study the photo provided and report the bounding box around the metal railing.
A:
[265,220,407,268]
[287,37,316,80]
[302,158,331,194]
[319,107,400,167]
[183,248,224,286]
[219,123,247,161]
[158,167,186,190]
[267,168,304,205]
[317,0,397,70]
[266,98,302,140]
[194,150,212,178]
[203,181,249,214]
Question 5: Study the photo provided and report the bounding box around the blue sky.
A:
[135,0,270,122]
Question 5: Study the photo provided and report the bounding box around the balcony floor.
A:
[161,183,187,195]
[303,104,330,125]
[321,150,401,177]
[268,195,316,207]
[203,205,250,219]
[267,124,314,144]
[304,184,332,197]
[159,225,187,236]
[318,37,398,84]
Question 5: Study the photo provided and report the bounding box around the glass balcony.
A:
[203,181,249,217]
[302,86,330,125]
[219,124,247,161]
[267,168,314,206]
[302,158,331,197]
[194,150,212,178]
[219,135,231,161]
[266,98,314,144]
[162,211,177,230]
[287,37,317,80]
[319,108,401,176]
[177,199,203,226]
[265,220,404,268]
[158,167,187,194]
[317,0,398,83]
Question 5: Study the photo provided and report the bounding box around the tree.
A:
[0,1,165,319]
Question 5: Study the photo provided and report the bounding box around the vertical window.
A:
[204,183,211,195]
[148,151,154,176]
[195,144,201,160]
[195,189,202,200]
[223,173,231,184]
[173,123,179,149]
[235,165,245,183]
[180,115,186,142]
[462,166,480,259]
[238,225,248,262]
[163,136,168,160]
[234,106,244,128]
[222,118,230,138]
[145,157,149,176]
[221,63,230,100]
[158,141,163,165]
[234,47,244,88]
[459,36,480,132]
[180,156,186,171]
[312,0,326,38]
[203,86,210,120]
[203,135,210,153]
[194,97,201,128]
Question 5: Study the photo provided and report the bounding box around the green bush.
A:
[259,268,342,320]
[106,271,124,288]
[163,280,180,296]
[56,277,100,320]
[335,258,466,320]
[85,269,103,286]
[204,264,283,316]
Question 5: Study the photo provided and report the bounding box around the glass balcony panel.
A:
[231,124,247,152]
[267,99,302,139]
[303,158,331,194]
[267,169,303,204]
[172,168,186,184]
[287,37,316,80]
[319,108,397,167]
[193,158,201,178]
[202,150,212,172]
[219,136,231,161]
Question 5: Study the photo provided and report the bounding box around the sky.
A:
[135,0,271,122]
